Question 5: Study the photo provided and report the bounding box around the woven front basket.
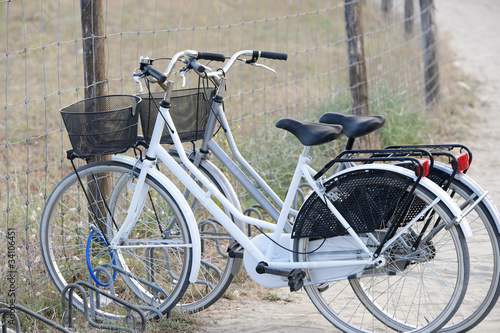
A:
[60,95,141,157]
[137,88,215,144]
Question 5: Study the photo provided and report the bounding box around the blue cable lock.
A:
[86,229,117,287]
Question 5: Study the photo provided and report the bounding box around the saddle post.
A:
[345,137,356,151]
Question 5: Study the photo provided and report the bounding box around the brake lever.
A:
[251,62,276,75]
[179,61,190,88]
[133,68,144,93]
[180,71,187,88]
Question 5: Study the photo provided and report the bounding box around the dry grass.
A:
[428,33,477,143]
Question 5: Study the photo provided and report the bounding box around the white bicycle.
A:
[40,49,472,332]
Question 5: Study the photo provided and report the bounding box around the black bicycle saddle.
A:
[319,112,385,138]
[275,118,343,146]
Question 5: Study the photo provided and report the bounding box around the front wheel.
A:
[293,169,469,332]
[40,161,194,319]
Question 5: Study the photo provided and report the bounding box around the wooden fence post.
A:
[419,0,440,105]
[80,0,108,101]
[80,0,110,235]
[405,0,414,35]
[381,0,393,20]
[344,0,369,116]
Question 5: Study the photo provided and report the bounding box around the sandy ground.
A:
[193,1,500,331]
[436,0,500,331]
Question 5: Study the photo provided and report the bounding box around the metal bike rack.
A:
[243,204,264,236]
[61,263,168,332]
[98,264,166,315]
[61,282,145,332]
[1,305,71,333]
[1,264,170,332]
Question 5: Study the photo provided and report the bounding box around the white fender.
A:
[328,164,473,237]
[111,155,201,283]
[434,162,500,234]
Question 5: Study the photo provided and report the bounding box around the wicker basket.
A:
[60,95,141,157]
[137,88,215,144]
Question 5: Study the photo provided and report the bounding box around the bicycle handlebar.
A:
[142,65,167,83]
[138,49,288,83]
[197,52,226,62]
[220,50,288,75]
[259,51,288,61]
[187,58,206,74]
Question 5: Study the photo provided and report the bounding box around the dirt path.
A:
[436,0,500,331]
[194,1,500,331]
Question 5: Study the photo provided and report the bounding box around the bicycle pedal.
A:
[228,250,244,259]
[287,269,306,292]
[227,242,244,259]
[316,282,329,293]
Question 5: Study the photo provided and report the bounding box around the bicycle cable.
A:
[199,75,224,137]
[145,79,175,136]
[253,225,327,255]
[151,57,172,63]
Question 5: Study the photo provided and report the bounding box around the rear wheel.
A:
[293,169,469,332]
[428,168,500,332]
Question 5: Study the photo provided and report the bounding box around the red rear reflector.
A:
[416,158,430,177]
[454,153,470,172]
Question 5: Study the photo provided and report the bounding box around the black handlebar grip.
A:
[197,52,226,62]
[189,59,206,73]
[259,51,288,61]
[145,66,167,83]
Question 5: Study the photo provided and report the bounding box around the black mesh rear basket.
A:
[137,88,214,144]
[60,95,141,157]
[389,164,450,223]
[292,169,415,239]
[427,168,451,188]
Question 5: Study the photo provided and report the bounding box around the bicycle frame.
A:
[106,50,470,286]
[111,113,374,265]
[108,92,469,287]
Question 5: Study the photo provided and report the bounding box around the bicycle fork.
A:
[109,159,153,248]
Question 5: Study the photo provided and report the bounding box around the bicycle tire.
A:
[151,153,244,312]
[293,167,470,332]
[40,161,193,319]
[428,166,500,332]
[389,161,500,332]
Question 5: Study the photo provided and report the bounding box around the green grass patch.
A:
[372,94,430,147]
[262,292,281,302]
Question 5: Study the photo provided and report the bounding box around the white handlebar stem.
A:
[221,50,254,74]
[161,49,259,80]
[163,51,185,78]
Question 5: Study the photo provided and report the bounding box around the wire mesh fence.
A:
[0,0,436,322]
